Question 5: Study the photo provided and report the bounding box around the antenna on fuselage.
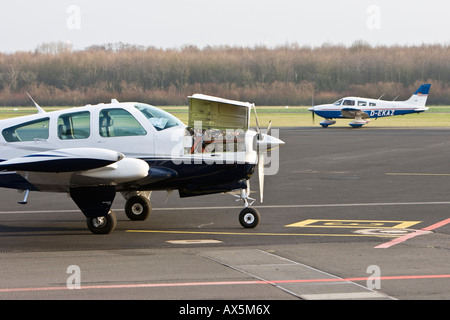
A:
[26,92,46,115]
[377,93,385,100]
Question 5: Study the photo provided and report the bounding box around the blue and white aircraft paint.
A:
[0,94,283,234]
[308,84,431,128]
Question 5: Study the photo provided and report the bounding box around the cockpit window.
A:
[334,99,343,106]
[135,103,183,131]
[2,118,50,142]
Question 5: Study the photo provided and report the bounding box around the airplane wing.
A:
[0,148,124,173]
[0,148,154,187]
[341,108,369,119]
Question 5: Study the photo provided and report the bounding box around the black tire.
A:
[239,207,260,228]
[86,210,117,234]
[125,196,152,221]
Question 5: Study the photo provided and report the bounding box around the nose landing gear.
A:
[236,188,260,229]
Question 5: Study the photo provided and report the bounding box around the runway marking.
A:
[126,229,397,238]
[387,173,450,176]
[166,239,223,245]
[1,274,450,294]
[301,292,388,300]
[285,219,421,229]
[375,218,450,249]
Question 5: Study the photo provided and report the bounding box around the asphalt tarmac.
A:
[1,127,450,303]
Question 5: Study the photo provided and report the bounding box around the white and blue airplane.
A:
[0,94,284,234]
[308,84,431,128]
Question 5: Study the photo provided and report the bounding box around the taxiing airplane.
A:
[0,94,284,234]
[308,84,431,128]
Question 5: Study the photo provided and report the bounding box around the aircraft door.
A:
[96,108,155,157]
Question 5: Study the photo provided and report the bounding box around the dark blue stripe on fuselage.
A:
[128,158,256,196]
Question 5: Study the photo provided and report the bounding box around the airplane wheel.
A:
[239,208,260,229]
[321,125,328,128]
[86,210,117,234]
[125,196,152,221]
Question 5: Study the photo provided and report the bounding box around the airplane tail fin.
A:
[405,84,431,106]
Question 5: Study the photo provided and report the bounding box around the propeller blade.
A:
[258,152,264,203]
[267,120,272,136]
[246,179,251,198]
[252,104,262,139]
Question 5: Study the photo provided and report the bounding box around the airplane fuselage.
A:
[0,101,258,196]
[312,97,428,120]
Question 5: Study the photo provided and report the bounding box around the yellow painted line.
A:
[285,219,421,229]
[125,229,397,238]
[387,173,450,176]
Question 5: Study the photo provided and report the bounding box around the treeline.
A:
[0,41,449,107]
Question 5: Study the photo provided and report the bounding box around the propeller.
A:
[308,106,315,123]
[252,104,282,203]
[234,104,284,207]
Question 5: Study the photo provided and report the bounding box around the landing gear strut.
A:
[236,188,260,229]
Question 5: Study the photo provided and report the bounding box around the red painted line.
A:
[375,230,429,249]
[375,218,450,249]
[422,218,450,231]
[1,274,450,293]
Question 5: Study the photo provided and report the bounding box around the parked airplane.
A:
[308,84,431,128]
[0,94,284,234]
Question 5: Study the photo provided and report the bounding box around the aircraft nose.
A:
[308,107,314,111]
[270,135,285,149]
[259,134,285,151]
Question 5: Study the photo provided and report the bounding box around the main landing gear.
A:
[86,211,117,235]
[85,192,152,234]
[123,192,152,221]
[69,187,153,235]
[84,194,152,235]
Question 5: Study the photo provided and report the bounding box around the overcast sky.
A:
[0,0,449,52]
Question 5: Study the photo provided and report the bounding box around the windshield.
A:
[135,103,184,131]
[334,99,343,106]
